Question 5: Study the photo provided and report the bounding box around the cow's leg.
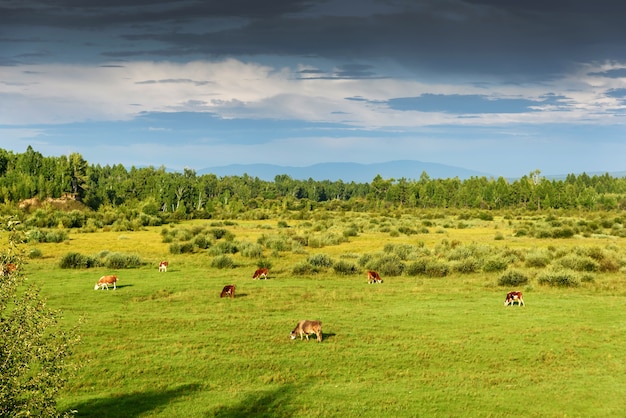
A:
[113,282,116,290]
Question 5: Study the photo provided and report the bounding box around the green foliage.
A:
[307,253,334,268]
[453,256,480,274]
[558,255,599,272]
[482,256,509,272]
[59,252,98,269]
[368,254,405,276]
[0,219,78,417]
[210,255,234,269]
[497,270,529,287]
[537,269,580,287]
[525,250,551,268]
[208,241,238,256]
[102,252,142,269]
[28,248,43,259]
[332,260,359,275]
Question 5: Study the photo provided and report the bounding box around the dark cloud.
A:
[3,0,626,81]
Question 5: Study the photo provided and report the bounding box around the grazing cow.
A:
[290,320,323,342]
[158,261,168,272]
[94,275,118,290]
[1,263,17,276]
[367,270,382,284]
[220,284,236,298]
[252,268,269,280]
[504,291,525,307]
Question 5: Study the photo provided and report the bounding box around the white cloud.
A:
[2,58,626,129]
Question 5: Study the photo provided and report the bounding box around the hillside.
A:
[198,160,493,182]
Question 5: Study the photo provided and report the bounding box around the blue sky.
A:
[2,0,626,178]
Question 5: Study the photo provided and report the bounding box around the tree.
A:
[0,218,79,417]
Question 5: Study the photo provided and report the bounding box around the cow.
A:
[95,275,118,290]
[504,291,525,307]
[290,320,323,342]
[158,261,168,272]
[1,263,17,276]
[220,284,236,298]
[252,268,269,280]
[367,270,382,284]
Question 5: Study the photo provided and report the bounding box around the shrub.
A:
[256,259,272,270]
[537,270,580,287]
[307,253,334,268]
[497,270,529,287]
[453,257,480,274]
[104,252,142,269]
[169,243,182,254]
[552,227,575,238]
[482,256,509,272]
[240,242,264,258]
[210,255,234,269]
[28,248,43,259]
[208,241,239,256]
[292,261,315,275]
[525,251,551,268]
[209,228,229,240]
[424,261,449,278]
[59,252,98,269]
[333,260,358,275]
[558,255,598,272]
[192,234,211,249]
[343,227,359,237]
[405,259,428,276]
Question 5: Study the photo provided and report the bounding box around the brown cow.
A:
[367,270,382,284]
[158,261,168,272]
[220,284,236,298]
[95,275,118,290]
[504,291,525,307]
[252,268,269,280]
[290,320,323,342]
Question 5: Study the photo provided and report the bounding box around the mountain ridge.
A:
[198,160,493,182]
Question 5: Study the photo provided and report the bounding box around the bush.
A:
[59,252,98,269]
[424,261,449,278]
[498,270,529,287]
[28,248,43,259]
[192,234,211,250]
[525,251,551,268]
[208,241,239,256]
[482,256,509,272]
[307,253,334,268]
[405,259,428,276]
[537,270,580,287]
[209,228,229,240]
[104,252,141,269]
[453,257,480,274]
[558,255,598,272]
[210,255,234,269]
[292,261,315,275]
[240,242,264,258]
[333,260,358,275]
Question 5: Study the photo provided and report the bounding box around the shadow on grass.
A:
[211,382,303,418]
[70,383,201,417]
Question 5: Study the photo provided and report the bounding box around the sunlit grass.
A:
[21,211,626,416]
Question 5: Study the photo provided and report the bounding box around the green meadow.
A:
[22,211,626,417]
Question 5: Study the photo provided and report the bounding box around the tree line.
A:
[1,146,626,217]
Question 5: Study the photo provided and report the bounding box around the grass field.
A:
[21,212,626,417]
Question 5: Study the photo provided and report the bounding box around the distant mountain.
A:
[197,160,493,182]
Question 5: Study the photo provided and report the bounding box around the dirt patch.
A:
[18,195,90,212]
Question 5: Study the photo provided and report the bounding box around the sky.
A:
[2,0,626,178]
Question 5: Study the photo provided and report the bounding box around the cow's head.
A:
[94,283,100,290]
[290,331,297,340]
